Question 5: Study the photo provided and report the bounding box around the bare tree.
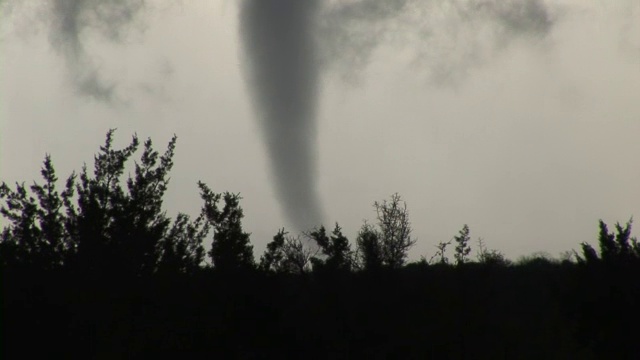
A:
[260,229,315,274]
[373,193,417,269]
[308,223,354,272]
[284,235,315,273]
[430,239,453,265]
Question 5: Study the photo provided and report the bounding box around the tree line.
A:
[0,130,496,275]
[2,130,639,358]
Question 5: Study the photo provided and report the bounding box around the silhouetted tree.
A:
[374,193,416,268]
[259,228,287,272]
[0,156,70,269]
[114,135,178,275]
[65,130,141,274]
[430,239,452,265]
[281,234,314,274]
[577,242,599,265]
[615,221,632,255]
[6,130,640,359]
[632,236,640,258]
[309,223,353,272]
[355,221,383,271]
[260,228,314,274]
[1,130,208,276]
[454,224,471,265]
[199,182,254,271]
[598,220,618,262]
[476,237,511,266]
[157,212,209,274]
[577,218,636,265]
[516,252,558,267]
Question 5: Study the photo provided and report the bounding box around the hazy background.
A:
[1,0,639,260]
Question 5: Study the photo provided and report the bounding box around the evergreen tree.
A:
[259,228,287,273]
[1,130,207,275]
[112,135,177,275]
[0,181,44,268]
[158,212,209,275]
[598,220,617,263]
[577,219,636,265]
[454,224,471,265]
[355,221,383,271]
[30,155,67,267]
[309,223,353,272]
[199,182,254,271]
[632,236,640,258]
[577,242,599,264]
[614,219,633,260]
[0,155,75,269]
[66,130,140,274]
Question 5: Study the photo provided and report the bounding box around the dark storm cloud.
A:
[484,0,554,36]
[47,0,145,102]
[319,0,556,84]
[239,0,324,232]
[0,0,145,102]
[317,0,413,81]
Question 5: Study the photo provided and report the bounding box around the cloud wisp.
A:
[48,0,146,103]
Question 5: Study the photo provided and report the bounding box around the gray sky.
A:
[1,0,639,261]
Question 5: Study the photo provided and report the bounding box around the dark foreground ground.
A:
[3,261,639,359]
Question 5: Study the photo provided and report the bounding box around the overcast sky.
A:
[1,0,639,261]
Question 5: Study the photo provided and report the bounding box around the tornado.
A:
[239,0,324,232]
[2,0,557,229]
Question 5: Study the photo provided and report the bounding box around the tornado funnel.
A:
[239,0,324,231]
